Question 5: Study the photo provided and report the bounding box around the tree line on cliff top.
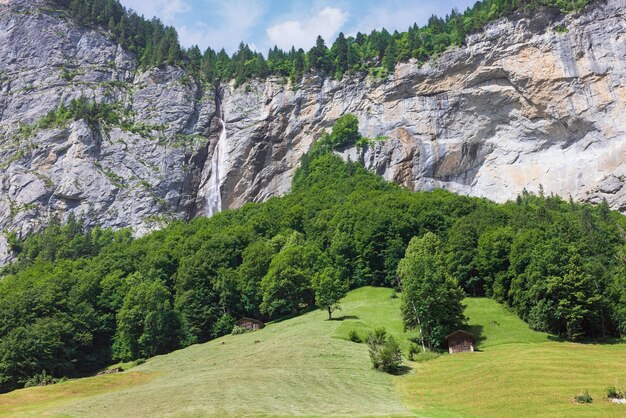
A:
[50,0,592,86]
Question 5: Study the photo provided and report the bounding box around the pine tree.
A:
[289,49,305,84]
[346,43,360,71]
[308,35,332,73]
[107,16,116,32]
[382,41,397,72]
[254,53,269,78]
[331,32,348,77]
[201,47,217,81]
[165,29,180,65]
[187,45,202,75]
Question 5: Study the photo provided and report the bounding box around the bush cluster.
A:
[606,385,625,399]
[574,390,593,403]
[367,328,403,373]
[407,343,441,362]
[231,326,250,335]
[348,330,362,343]
[24,370,66,388]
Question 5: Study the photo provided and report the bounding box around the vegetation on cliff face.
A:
[0,115,625,392]
[15,96,165,138]
[49,0,593,86]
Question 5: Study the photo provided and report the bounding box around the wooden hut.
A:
[236,317,265,331]
[445,330,475,354]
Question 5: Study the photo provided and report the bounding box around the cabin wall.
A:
[448,338,474,354]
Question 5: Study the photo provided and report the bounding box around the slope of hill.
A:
[400,298,626,417]
[1,288,625,417]
[0,287,412,417]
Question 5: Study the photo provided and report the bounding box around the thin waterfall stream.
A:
[205,118,226,216]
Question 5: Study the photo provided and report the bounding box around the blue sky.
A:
[120,0,477,54]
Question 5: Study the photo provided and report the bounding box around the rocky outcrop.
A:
[207,0,626,213]
[1,0,625,262]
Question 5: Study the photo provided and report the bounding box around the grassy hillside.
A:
[1,288,626,417]
[0,287,412,417]
[3,152,624,393]
[400,299,626,417]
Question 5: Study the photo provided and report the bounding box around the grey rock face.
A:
[1,0,625,263]
[0,0,220,263]
[210,0,626,214]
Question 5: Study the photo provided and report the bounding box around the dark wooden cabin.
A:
[236,317,265,331]
[445,330,475,354]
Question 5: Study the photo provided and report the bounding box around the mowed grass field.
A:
[1,287,625,417]
[0,287,412,417]
[399,299,626,417]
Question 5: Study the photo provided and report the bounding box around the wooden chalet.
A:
[236,317,265,331]
[445,330,475,354]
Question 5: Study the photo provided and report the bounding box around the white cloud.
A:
[117,0,477,55]
[177,0,264,52]
[350,5,428,35]
[266,7,347,50]
[349,0,476,36]
[121,0,190,22]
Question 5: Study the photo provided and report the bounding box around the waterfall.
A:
[205,119,226,216]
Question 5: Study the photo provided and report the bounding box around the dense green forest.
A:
[49,0,593,85]
[0,116,625,392]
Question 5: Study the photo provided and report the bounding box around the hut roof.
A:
[236,317,264,325]
[444,330,475,342]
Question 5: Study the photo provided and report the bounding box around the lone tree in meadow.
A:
[312,267,348,320]
[397,232,466,350]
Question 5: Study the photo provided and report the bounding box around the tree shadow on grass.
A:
[547,334,624,345]
[330,315,359,321]
[389,365,412,376]
[468,324,485,350]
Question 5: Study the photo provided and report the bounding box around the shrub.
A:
[606,385,623,399]
[554,24,569,33]
[348,329,362,343]
[308,114,363,156]
[367,327,387,347]
[367,327,403,373]
[367,328,387,369]
[60,68,80,81]
[378,335,402,373]
[330,114,360,148]
[408,343,440,362]
[231,325,250,335]
[408,343,420,361]
[574,390,593,403]
[24,370,60,388]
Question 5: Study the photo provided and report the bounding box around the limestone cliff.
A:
[0,0,625,262]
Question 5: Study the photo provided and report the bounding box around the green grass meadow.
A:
[399,299,626,417]
[1,287,625,417]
